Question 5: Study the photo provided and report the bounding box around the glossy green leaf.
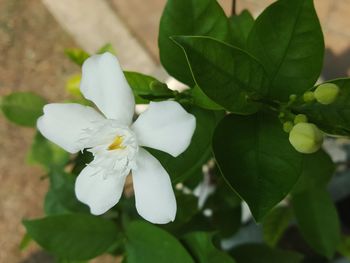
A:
[23,214,120,260]
[27,132,70,170]
[64,48,90,66]
[292,187,341,259]
[44,171,88,215]
[263,206,292,247]
[125,221,194,263]
[213,112,303,221]
[148,107,223,183]
[188,85,223,110]
[293,78,350,136]
[247,0,324,100]
[292,149,335,194]
[124,71,174,104]
[229,10,254,49]
[173,36,269,114]
[0,92,46,127]
[183,232,235,263]
[230,244,303,263]
[159,0,229,85]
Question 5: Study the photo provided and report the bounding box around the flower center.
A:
[108,136,126,151]
[80,120,139,177]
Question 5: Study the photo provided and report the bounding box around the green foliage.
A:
[292,188,341,258]
[0,92,46,127]
[163,191,199,235]
[247,0,324,101]
[173,36,269,114]
[187,85,223,110]
[125,221,194,263]
[337,236,350,260]
[205,179,242,238]
[183,232,236,263]
[6,0,350,261]
[159,0,229,85]
[149,107,223,183]
[229,10,254,49]
[294,78,350,136]
[23,214,121,260]
[230,244,303,263]
[64,48,90,66]
[97,43,116,55]
[44,170,88,215]
[27,132,70,170]
[124,71,174,104]
[262,206,293,247]
[292,149,335,194]
[213,112,303,221]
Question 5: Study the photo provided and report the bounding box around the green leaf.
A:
[148,106,223,183]
[292,149,335,194]
[183,232,235,263]
[124,71,174,104]
[263,206,293,247]
[172,36,269,115]
[292,187,341,259]
[27,132,70,170]
[71,150,94,176]
[97,43,116,55]
[125,221,194,263]
[159,0,229,85]
[0,92,46,127]
[64,48,90,66]
[229,10,254,49]
[213,112,303,221]
[19,233,32,251]
[230,244,303,263]
[293,78,350,136]
[163,191,199,235]
[44,171,88,215]
[247,0,324,101]
[23,214,120,260]
[188,85,223,110]
[337,236,350,260]
[205,179,242,238]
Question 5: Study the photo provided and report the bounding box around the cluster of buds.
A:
[303,83,340,105]
[282,83,340,154]
[284,114,323,154]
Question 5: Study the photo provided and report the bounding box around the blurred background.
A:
[0,0,349,262]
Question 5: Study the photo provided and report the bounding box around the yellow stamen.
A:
[108,136,126,151]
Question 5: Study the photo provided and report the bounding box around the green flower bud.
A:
[283,121,294,133]
[303,91,315,102]
[294,114,308,124]
[289,123,323,154]
[289,94,297,102]
[314,83,340,105]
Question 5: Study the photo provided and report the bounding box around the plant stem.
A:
[232,0,236,16]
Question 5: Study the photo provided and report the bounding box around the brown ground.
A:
[0,0,78,262]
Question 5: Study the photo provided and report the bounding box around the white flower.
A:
[37,52,196,224]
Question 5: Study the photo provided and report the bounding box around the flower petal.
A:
[75,164,126,215]
[37,103,104,153]
[131,101,196,157]
[132,148,176,224]
[81,52,135,124]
